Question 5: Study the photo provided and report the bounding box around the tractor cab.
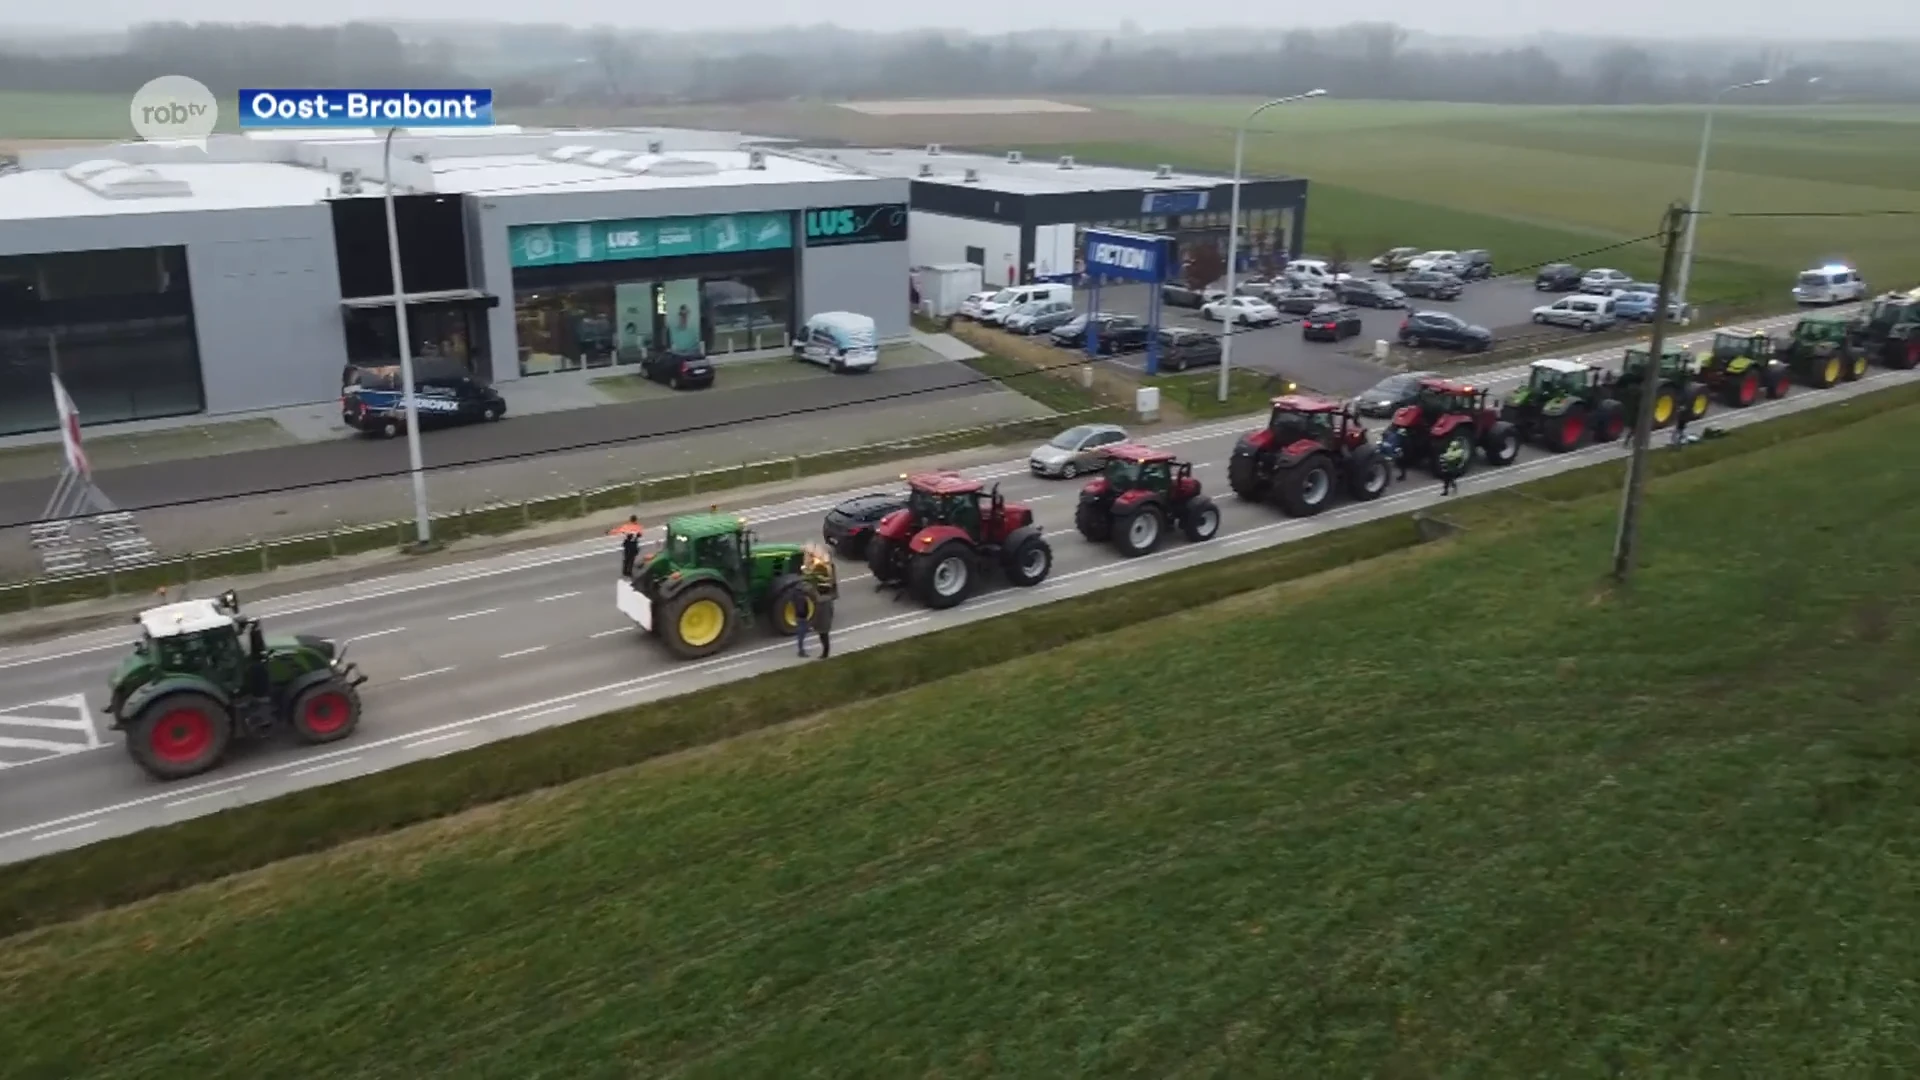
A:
[1086,443,1198,499]
[1520,358,1599,400]
[868,470,1053,606]
[1851,291,1920,369]
[1398,377,1493,428]
[1619,345,1695,384]
[1075,443,1219,555]
[643,513,759,599]
[1860,291,1920,334]
[1789,315,1852,348]
[1709,328,1773,366]
[1251,393,1368,452]
[882,471,1032,547]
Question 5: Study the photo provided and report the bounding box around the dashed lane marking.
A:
[499,646,548,660]
[399,666,456,682]
[447,608,498,622]
[288,756,362,779]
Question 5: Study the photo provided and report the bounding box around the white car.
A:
[1580,268,1633,294]
[1202,295,1281,326]
[1405,250,1459,273]
[1793,264,1868,305]
[957,290,998,319]
[1283,259,1349,288]
[1532,294,1618,331]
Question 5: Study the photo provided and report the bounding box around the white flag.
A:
[51,373,89,478]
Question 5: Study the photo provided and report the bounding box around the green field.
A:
[6,398,1919,1075]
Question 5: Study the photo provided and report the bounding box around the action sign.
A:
[1082,228,1170,285]
[238,89,495,128]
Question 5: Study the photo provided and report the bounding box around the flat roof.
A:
[1532,358,1591,374]
[138,599,232,638]
[802,146,1261,196]
[0,161,387,220]
[429,151,869,196]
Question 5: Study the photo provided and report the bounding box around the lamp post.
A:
[1219,89,1326,404]
[382,125,432,547]
[1673,78,1770,316]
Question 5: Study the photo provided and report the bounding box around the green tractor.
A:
[1850,290,1920,370]
[106,590,367,781]
[1615,344,1709,430]
[1499,357,1628,452]
[1695,328,1794,405]
[615,511,828,660]
[1774,314,1869,388]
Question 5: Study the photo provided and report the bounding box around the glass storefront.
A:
[1082,206,1294,283]
[342,301,490,372]
[0,247,204,437]
[507,211,796,377]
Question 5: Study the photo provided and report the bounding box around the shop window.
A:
[32,247,186,300]
[965,246,985,266]
[512,257,796,375]
[0,315,203,436]
[705,270,791,354]
[343,304,481,369]
[515,283,615,376]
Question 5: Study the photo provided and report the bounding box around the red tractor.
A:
[867,471,1053,609]
[1383,377,1521,477]
[1227,394,1393,517]
[1074,443,1223,556]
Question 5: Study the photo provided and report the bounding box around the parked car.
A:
[640,350,715,390]
[1234,278,1279,297]
[1284,259,1348,288]
[794,311,878,373]
[977,282,1073,324]
[1399,310,1493,352]
[1353,370,1439,418]
[1156,327,1222,371]
[821,491,907,560]
[1612,291,1684,323]
[342,358,508,436]
[1535,264,1582,292]
[1406,250,1459,273]
[1029,422,1130,479]
[1202,295,1282,326]
[1049,311,1116,348]
[1370,247,1420,273]
[1337,278,1408,309]
[1532,293,1618,331]
[1455,249,1494,280]
[957,290,1000,318]
[1050,312,1149,354]
[1002,298,1077,335]
[1580,268,1634,295]
[1160,282,1223,308]
[1301,303,1364,342]
[1396,270,1464,301]
[1273,284,1336,315]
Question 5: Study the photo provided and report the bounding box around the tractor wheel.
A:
[909,541,974,609]
[1815,355,1843,388]
[659,582,736,660]
[767,574,814,637]
[1731,370,1761,407]
[1074,499,1113,542]
[1430,431,1474,479]
[1845,349,1868,382]
[1346,445,1391,502]
[1481,420,1521,465]
[126,691,234,781]
[866,536,904,586]
[1650,386,1679,429]
[1594,399,1627,442]
[1687,387,1711,422]
[1544,404,1588,453]
[1226,454,1267,501]
[1004,535,1053,587]
[289,679,362,745]
[1180,496,1222,542]
[1896,339,1920,371]
[1276,455,1336,517]
[1112,504,1165,557]
[1765,368,1791,400]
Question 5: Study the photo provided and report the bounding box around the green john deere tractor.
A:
[1615,344,1708,430]
[1774,314,1869,388]
[1499,357,1628,452]
[615,511,829,659]
[1850,290,1920,370]
[1696,328,1795,404]
[106,590,367,780]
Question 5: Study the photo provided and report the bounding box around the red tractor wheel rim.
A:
[1908,341,1920,365]
[151,707,213,763]
[302,691,352,735]
[1739,372,1758,404]
[1561,413,1584,446]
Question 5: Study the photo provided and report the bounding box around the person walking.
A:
[795,570,836,659]
[1670,406,1691,448]
[619,517,641,577]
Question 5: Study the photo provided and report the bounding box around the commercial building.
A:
[0,128,909,437]
[801,145,1308,289]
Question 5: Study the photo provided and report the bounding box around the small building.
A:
[801,145,1308,289]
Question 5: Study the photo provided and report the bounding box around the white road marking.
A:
[892,616,932,630]
[347,627,405,643]
[1098,566,1136,578]
[702,660,755,676]
[0,735,83,755]
[517,705,575,722]
[399,666,456,682]
[32,822,98,842]
[589,627,630,639]
[165,786,248,809]
[498,646,549,660]
[536,591,582,603]
[287,757,362,778]
[446,608,498,621]
[405,731,472,750]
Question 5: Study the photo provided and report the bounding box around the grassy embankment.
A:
[5,386,1920,1075]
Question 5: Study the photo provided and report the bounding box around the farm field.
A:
[5,401,1920,1076]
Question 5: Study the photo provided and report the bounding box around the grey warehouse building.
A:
[0,127,909,437]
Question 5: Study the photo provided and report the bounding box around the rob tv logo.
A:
[129,75,220,149]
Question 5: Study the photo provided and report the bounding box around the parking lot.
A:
[992,277,1563,397]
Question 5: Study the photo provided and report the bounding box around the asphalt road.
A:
[0,360,999,529]
[0,307,1889,865]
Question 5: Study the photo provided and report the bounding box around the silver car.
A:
[1029,423,1130,479]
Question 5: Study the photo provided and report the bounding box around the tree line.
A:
[3,21,1916,107]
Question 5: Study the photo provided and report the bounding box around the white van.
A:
[1793,264,1867,306]
[794,312,878,373]
[977,282,1073,324]
[1283,259,1349,288]
[1531,294,1617,331]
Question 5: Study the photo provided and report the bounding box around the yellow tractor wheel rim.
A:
[1692,393,1708,415]
[778,598,811,631]
[1825,358,1840,383]
[1854,356,1868,375]
[677,598,727,647]
[1653,394,1674,424]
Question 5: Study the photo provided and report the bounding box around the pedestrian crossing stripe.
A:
[0,695,102,766]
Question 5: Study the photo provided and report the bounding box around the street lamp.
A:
[1219,89,1326,404]
[1673,78,1770,315]
[382,125,432,547]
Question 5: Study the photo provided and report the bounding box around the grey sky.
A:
[8,2,1920,40]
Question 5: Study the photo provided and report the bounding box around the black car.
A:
[640,351,714,390]
[1051,313,1148,354]
[822,492,906,560]
[1272,284,1334,315]
[341,358,506,438]
[1155,327,1222,372]
[1159,282,1219,309]
[1455,249,1494,280]
[1301,304,1364,342]
[1336,279,1408,309]
[1535,263,1582,291]
[1353,370,1438,418]
[1397,270,1464,301]
[1399,310,1493,352]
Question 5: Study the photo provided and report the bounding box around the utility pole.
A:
[1611,203,1689,584]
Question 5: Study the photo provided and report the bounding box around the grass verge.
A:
[4,379,1917,944]
[6,383,1920,1075]
[1146,366,1287,418]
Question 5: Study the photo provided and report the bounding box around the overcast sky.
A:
[8,2,1920,40]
